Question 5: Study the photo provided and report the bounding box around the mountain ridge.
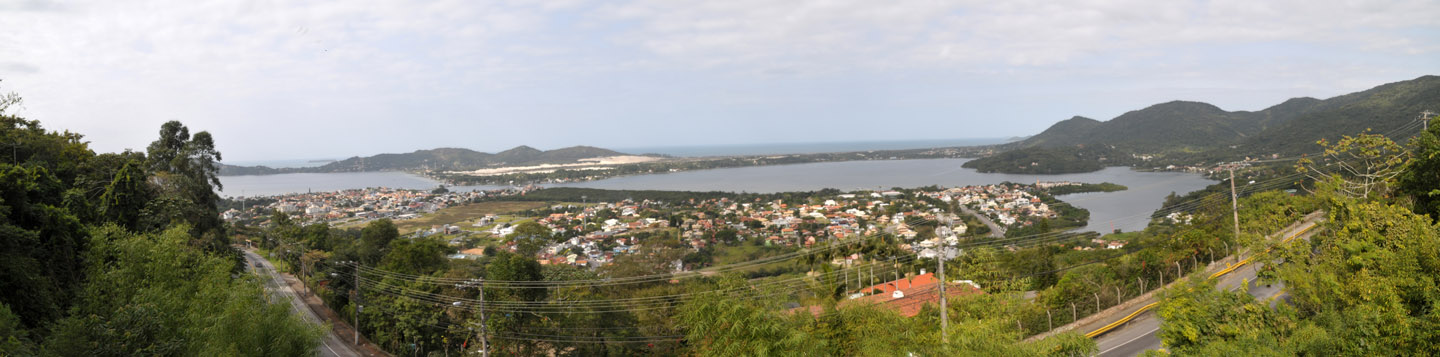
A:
[969,75,1440,173]
[220,145,638,176]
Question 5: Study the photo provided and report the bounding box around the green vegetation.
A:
[389,201,550,233]
[1397,114,1440,220]
[0,88,322,355]
[1046,182,1128,196]
[1145,126,1440,355]
[972,75,1440,174]
[961,146,1126,174]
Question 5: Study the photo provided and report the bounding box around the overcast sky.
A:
[2,0,1437,162]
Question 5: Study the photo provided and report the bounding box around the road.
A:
[243,249,361,357]
[958,205,1005,238]
[1092,214,1322,356]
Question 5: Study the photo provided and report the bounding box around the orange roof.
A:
[790,273,983,318]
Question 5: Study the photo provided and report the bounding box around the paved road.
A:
[1093,215,1321,356]
[243,249,361,357]
[958,205,1005,238]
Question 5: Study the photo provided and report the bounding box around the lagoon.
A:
[220,158,1215,233]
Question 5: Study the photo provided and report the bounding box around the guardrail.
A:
[1207,224,1316,280]
[1084,302,1158,338]
[1084,222,1319,339]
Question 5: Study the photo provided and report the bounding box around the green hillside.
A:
[971,75,1440,173]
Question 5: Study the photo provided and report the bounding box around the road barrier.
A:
[1084,302,1158,338]
[1207,224,1316,280]
[1085,221,1319,339]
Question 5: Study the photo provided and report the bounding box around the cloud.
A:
[0,62,39,74]
[589,0,1440,71]
[0,0,1434,160]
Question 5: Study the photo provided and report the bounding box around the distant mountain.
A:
[970,75,1440,173]
[220,145,635,176]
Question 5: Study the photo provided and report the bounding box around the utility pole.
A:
[353,262,361,346]
[1229,165,1240,249]
[938,246,948,343]
[477,278,490,357]
[1422,110,1435,131]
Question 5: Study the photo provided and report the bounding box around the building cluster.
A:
[928,184,1057,226]
[1074,237,1128,251]
[498,189,988,270]
[221,186,533,224]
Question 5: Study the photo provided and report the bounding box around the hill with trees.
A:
[968,75,1440,173]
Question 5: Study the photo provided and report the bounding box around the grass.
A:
[392,201,551,234]
[711,241,793,266]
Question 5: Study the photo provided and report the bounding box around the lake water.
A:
[613,138,1013,157]
[218,171,506,197]
[220,158,1214,233]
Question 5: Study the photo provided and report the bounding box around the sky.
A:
[1,0,1437,163]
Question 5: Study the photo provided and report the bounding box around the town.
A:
[225,181,1109,272]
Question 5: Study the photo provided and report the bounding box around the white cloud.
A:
[0,0,1434,160]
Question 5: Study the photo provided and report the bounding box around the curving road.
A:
[1092,214,1322,356]
[958,205,1006,238]
[243,249,361,357]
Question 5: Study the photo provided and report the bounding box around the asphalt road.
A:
[957,205,1006,238]
[1093,215,1320,356]
[243,249,361,357]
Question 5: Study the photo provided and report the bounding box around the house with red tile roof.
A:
[790,272,983,318]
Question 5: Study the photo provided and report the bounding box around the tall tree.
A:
[144,121,225,236]
[1397,114,1440,220]
[1296,131,1406,200]
[97,161,149,231]
[359,219,399,265]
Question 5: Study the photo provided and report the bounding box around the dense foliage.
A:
[961,146,1119,174]
[1046,182,1128,196]
[0,91,322,355]
[1397,115,1440,220]
[1147,126,1440,355]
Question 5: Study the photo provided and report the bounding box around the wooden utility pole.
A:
[938,246,948,343]
[1229,166,1240,249]
[477,278,490,357]
[353,263,361,346]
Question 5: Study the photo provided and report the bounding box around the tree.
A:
[144,121,225,236]
[1397,114,1440,220]
[97,161,149,231]
[0,303,32,356]
[359,219,399,265]
[1152,199,1440,355]
[380,238,452,275]
[482,252,548,355]
[1296,131,1406,200]
[42,225,323,355]
[679,279,825,356]
[505,221,552,257]
[0,164,87,333]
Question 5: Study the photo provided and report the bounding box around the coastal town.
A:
[226,181,1106,272]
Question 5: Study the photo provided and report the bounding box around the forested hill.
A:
[1234,75,1440,155]
[969,75,1440,173]
[220,145,640,175]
